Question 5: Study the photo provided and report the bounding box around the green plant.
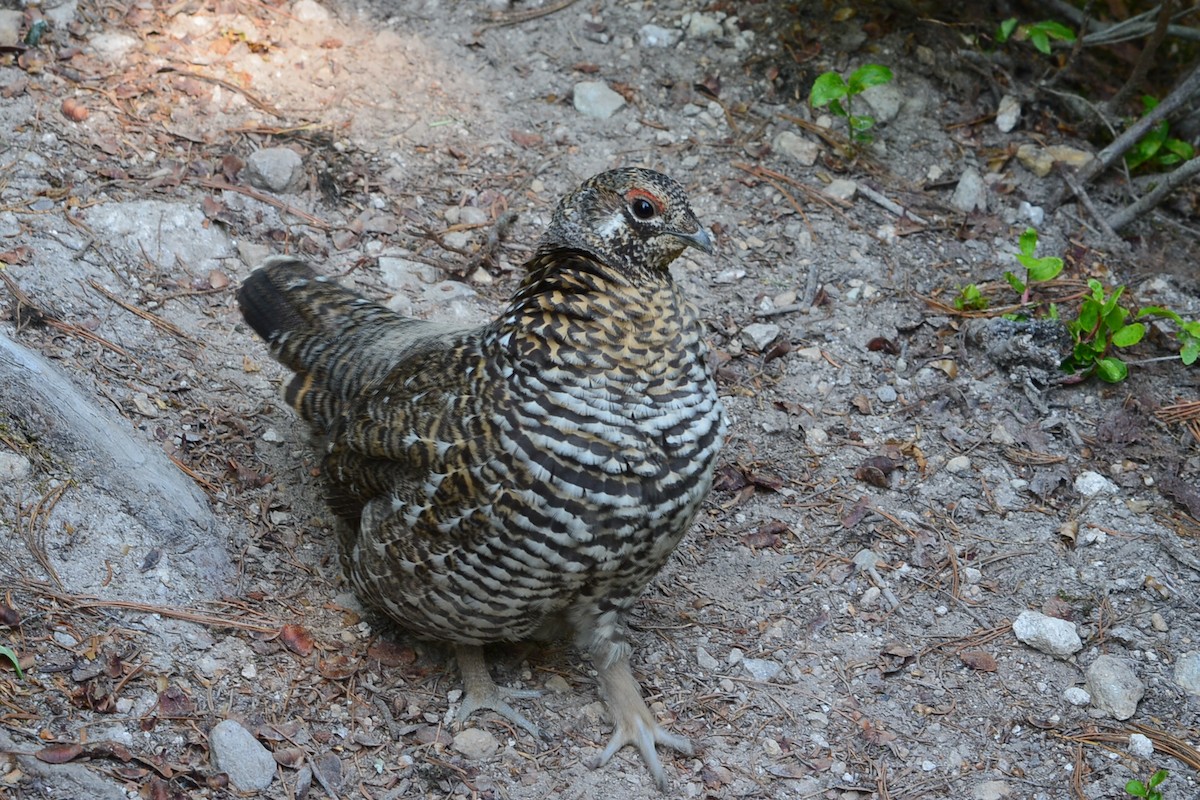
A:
[809,64,894,143]
[953,283,988,311]
[996,17,1076,55]
[1004,227,1064,305]
[1125,768,1168,800]
[1127,96,1197,171]
[0,644,22,679]
[1138,306,1200,365]
[1061,279,1145,382]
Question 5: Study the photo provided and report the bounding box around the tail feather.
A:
[238,256,435,427]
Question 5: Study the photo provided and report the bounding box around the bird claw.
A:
[454,645,543,739]
[590,653,692,791]
[589,707,692,791]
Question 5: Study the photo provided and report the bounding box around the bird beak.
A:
[675,226,713,254]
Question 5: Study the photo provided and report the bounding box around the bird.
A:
[237,167,728,789]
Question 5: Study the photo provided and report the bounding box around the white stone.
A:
[740,323,781,351]
[0,9,22,47]
[1074,470,1117,496]
[945,455,971,474]
[684,12,722,38]
[1012,610,1082,658]
[824,179,857,201]
[696,646,719,671]
[995,95,1021,132]
[1086,655,1144,720]
[743,658,782,682]
[973,780,1014,800]
[1176,651,1200,696]
[638,24,679,47]
[1128,733,1154,759]
[245,147,305,194]
[950,168,987,213]
[1063,686,1091,706]
[860,82,903,124]
[0,451,32,482]
[774,131,819,166]
[573,82,625,119]
[210,719,276,791]
[452,728,499,760]
[292,0,332,22]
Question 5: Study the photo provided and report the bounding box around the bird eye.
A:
[631,198,657,220]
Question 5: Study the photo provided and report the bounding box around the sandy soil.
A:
[1,1,1198,799]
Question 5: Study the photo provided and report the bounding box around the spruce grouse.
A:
[238,168,729,788]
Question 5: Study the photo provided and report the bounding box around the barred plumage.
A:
[238,168,728,789]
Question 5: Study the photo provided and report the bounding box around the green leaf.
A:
[1111,323,1145,347]
[849,115,876,134]
[1148,770,1168,789]
[1163,138,1195,161]
[1076,302,1099,335]
[997,18,1018,42]
[1030,29,1050,55]
[847,64,894,95]
[1003,271,1025,295]
[1018,227,1039,257]
[1137,305,1183,324]
[1033,20,1076,42]
[810,72,848,108]
[1026,256,1063,282]
[1101,284,1125,318]
[1127,121,1168,169]
[1096,357,1128,382]
[1183,338,1200,365]
[828,98,847,118]
[0,644,22,680]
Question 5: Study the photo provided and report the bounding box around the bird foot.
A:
[454,645,543,739]
[589,654,692,791]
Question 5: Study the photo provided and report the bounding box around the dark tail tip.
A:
[237,256,316,344]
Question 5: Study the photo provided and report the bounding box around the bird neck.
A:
[492,248,698,370]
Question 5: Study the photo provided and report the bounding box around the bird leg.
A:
[589,651,692,790]
[454,644,542,739]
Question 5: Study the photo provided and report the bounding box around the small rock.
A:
[638,24,679,47]
[945,455,971,474]
[773,131,819,166]
[740,322,781,351]
[245,147,305,194]
[1016,144,1094,177]
[1128,733,1154,759]
[544,674,570,693]
[950,168,987,213]
[860,82,902,124]
[1086,655,1145,720]
[727,647,744,666]
[990,424,1016,445]
[742,658,783,682]
[292,0,332,22]
[1062,686,1091,706]
[210,719,276,792]
[860,586,881,608]
[1012,610,1082,658]
[875,385,897,404]
[995,95,1021,133]
[1175,651,1200,697]
[0,9,22,48]
[696,646,719,671]
[0,451,32,481]
[261,428,283,443]
[1074,470,1117,496]
[452,728,499,760]
[573,82,625,119]
[1019,201,1044,226]
[824,179,857,201]
[1149,612,1168,632]
[238,241,272,268]
[683,12,722,38]
[973,780,1014,800]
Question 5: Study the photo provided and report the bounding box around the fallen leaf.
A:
[279,624,315,656]
[36,743,84,764]
[959,651,997,672]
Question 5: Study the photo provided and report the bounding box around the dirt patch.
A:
[1,1,1198,799]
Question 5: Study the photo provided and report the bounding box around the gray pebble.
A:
[1175,650,1200,697]
[245,147,305,194]
[1085,655,1144,720]
[1011,610,1081,658]
[573,82,625,119]
[452,728,499,760]
[210,719,275,792]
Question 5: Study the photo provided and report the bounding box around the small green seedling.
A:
[953,284,988,311]
[0,644,22,679]
[809,64,894,143]
[996,18,1076,55]
[1061,279,1145,382]
[1138,306,1200,365]
[1127,96,1197,171]
[1004,227,1064,304]
[1125,768,1168,800]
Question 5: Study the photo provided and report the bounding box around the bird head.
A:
[539,168,712,278]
